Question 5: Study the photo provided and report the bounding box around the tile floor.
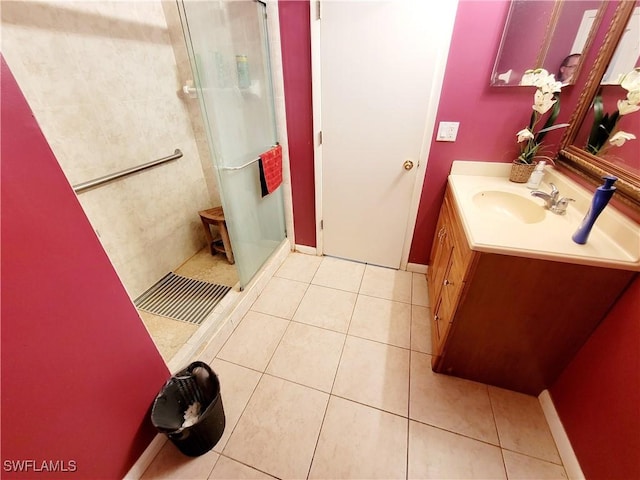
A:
[141,253,567,480]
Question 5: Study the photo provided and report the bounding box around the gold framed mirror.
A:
[557,1,640,211]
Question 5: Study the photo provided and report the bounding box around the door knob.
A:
[403,160,414,171]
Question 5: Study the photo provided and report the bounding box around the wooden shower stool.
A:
[198,206,235,264]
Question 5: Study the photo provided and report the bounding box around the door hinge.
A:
[318,130,323,146]
[320,219,323,230]
[316,0,321,20]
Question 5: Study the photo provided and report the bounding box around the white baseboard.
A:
[538,390,585,480]
[407,263,427,274]
[294,244,317,255]
[123,434,167,479]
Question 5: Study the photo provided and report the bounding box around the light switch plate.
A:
[436,121,460,142]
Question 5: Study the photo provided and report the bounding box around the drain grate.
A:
[134,273,231,325]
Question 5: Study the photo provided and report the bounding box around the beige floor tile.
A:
[359,264,413,303]
[409,351,499,445]
[141,441,219,480]
[266,322,345,392]
[250,276,308,319]
[410,305,432,353]
[502,450,568,479]
[223,375,329,480]
[274,252,323,283]
[311,256,365,292]
[333,336,409,416]
[412,272,430,306]
[217,311,289,371]
[489,386,562,464]
[209,456,276,479]
[209,359,262,453]
[348,295,411,348]
[408,421,507,480]
[309,396,408,479]
[293,284,357,333]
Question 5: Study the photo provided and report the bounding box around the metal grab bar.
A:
[218,144,279,171]
[72,149,183,193]
[219,157,260,171]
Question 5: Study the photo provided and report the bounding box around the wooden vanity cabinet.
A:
[428,189,473,356]
[427,186,637,395]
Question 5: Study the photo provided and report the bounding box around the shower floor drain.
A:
[134,273,231,325]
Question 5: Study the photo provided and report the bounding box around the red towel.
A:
[259,145,282,197]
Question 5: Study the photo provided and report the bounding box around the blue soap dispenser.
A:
[572,175,617,245]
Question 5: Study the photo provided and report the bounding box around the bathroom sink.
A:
[446,164,640,270]
[472,190,545,224]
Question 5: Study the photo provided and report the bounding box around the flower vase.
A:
[509,161,536,183]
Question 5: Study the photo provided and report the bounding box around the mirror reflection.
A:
[575,77,640,177]
[602,6,640,84]
[492,0,605,86]
[558,0,640,209]
[575,5,640,177]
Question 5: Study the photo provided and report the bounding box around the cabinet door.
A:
[433,251,456,353]
[428,199,452,303]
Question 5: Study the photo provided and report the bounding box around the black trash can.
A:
[151,361,225,457]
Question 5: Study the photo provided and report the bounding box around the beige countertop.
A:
[448,161,640,271]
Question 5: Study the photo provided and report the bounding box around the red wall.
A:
[1,56,170,479]
[550,277,640,480]
[279,0,316,247]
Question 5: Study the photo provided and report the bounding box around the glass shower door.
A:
[179,0,286,288]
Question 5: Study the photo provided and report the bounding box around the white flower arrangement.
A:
[516,69,569,164]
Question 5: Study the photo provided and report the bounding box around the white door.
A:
[320,0,456,268]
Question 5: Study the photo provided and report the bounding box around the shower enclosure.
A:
[178,0,287,289]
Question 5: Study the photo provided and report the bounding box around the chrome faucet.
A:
[552,197,575,215]
[531,183,559,209]
[530,183,574,215]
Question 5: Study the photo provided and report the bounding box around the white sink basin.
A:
[447,163,640,271]
[472,190,545,224]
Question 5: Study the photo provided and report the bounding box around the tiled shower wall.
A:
[1,1,219,298]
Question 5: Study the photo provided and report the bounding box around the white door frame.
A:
[310,0,324,256]
[310,0,457,270]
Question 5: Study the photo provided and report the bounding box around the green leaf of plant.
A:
[588,93,605,151]
[536,94,561,144]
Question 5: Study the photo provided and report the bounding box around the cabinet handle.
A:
[443,279,453,286]
[434,314,440,321]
